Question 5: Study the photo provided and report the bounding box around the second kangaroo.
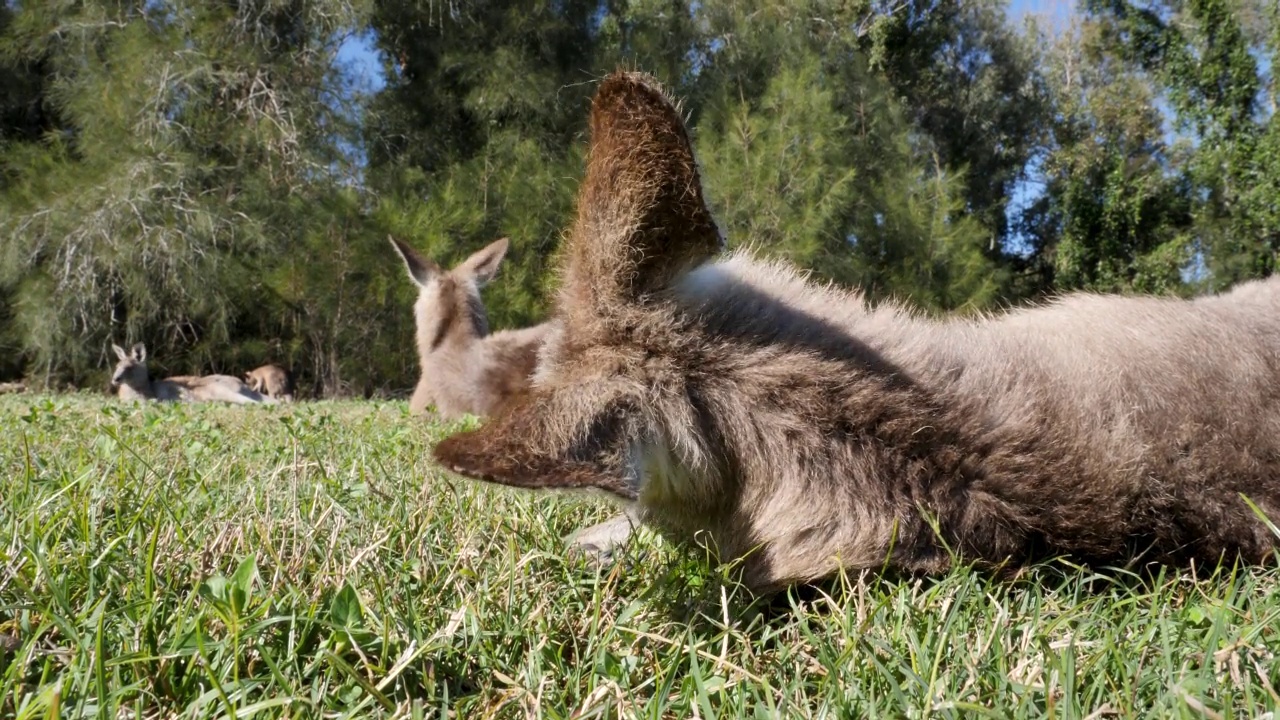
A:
[245,364,294,402]
[390,237,549,419]
[111,343,271,405]
[393,237,636,558]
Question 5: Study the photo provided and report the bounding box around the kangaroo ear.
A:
[561,71,721,324]
[432,392,639,502]
[389,236,441,288]
[458,237,509,287]
[112,344,128,361]
[130,343,147,362]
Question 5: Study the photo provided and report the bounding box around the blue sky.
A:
[335,29,385,93]
[1009,0,1075,32]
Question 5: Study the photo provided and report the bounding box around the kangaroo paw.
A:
[564,512,637,565]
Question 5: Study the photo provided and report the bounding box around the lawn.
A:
[1,395,1277,718]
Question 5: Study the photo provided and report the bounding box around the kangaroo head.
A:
[391,236,510,357]
[110,342,150,390]
[434,72,731,541]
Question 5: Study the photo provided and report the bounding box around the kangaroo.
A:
[432,71,1280,591]
[389,236,551,419]
[244,364,294,402]
[110,343,272,404]
[392,236,637,558]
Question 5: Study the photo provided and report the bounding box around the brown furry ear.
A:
[432,393,639,501]
[434,432,639,500]
[389,236,442,288]
[459,237,509,287]
[562,71,721,323]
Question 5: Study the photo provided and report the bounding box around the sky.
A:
[335,29,386,94]
[1009,0,1075,33]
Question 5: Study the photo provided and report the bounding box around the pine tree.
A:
[0,1,377,388]
[692,0,1002,311]
[1031,0,1279,294]
[859,0,1051,263]
[1032,14,1193,294]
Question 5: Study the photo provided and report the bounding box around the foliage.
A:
[1025,0,1279,295]
[0,0,381,391]
[861,0,1053,256]
[2,395,1278,717]
[0,0,1277,389]
[692,0,1003,311]
[1032,16,1194,294]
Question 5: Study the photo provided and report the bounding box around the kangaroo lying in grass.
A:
[392,236,638,555]
[433,71,1280,591]
[390,236,551,419]
[244,364,294,402]
[111,343,272,404]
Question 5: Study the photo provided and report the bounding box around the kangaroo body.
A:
[244,364,294,402]
[111,343,272,405]
[433,72,1280,591]
[410,324,548,418]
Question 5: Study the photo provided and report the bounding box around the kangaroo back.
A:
[178,375,274,404]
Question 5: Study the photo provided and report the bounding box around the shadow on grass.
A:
[613,535,1272,637]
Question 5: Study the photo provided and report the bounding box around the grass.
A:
[1,395,1278,719]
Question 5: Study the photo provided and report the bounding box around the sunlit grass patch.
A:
[0,395,1277,718]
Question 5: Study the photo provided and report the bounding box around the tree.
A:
[860,0,1052,262]
[0,0,379,389]
[1026,14,1193,294]
[692,0,1002,311]
[1031,0,1279,294]
[363,0,618,328]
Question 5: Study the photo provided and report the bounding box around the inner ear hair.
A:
[389,236,441,288]
[461,237,510,286]
[562,71,722,316]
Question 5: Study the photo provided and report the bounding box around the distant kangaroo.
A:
[110,343,272,404]
[433,71,1280,591]
[389,236,550,419]
[393,236,635,557]
[244,364,294,402]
